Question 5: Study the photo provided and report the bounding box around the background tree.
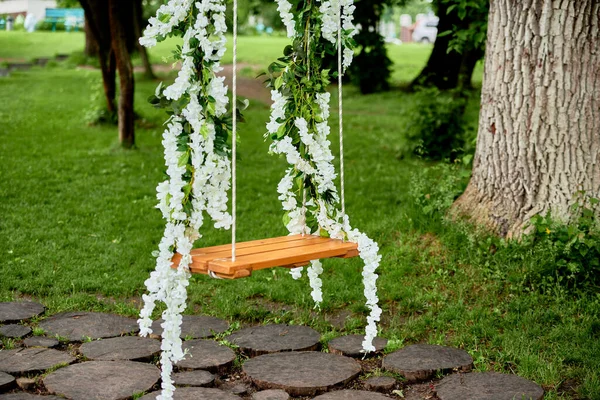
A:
[79,0,135,148]
[453,0,600,237]
[349,0,394,94]
[412,0,488,90]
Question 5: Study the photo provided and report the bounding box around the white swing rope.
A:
[337,2,346,231]
[231,0,238,262]
[231,0,347,259]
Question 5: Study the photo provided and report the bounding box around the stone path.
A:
[0,302,545,400]
[78,336,160,361]
[39,312,138,341]
[243,352,361,396]
[327,335,387,358]
[150,315,229,339]
[226,324,320,356]
[175,339,236,372]
[383,344,473,382]
[44,361,160,400]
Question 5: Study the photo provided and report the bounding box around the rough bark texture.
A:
[109,0,135,148]
[453,0,600,237]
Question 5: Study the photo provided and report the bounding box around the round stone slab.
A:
[243,351,361,397]
[252,389,290,400]
[44,361,160,400]
[0,394,64,400]
[39,312,138,341]
[0,302,45,323]
[435,372,544,400]
[383,344,473,382]
[139,387,240,400]
[328,335,388,358]
[226,324,320,356]
[151,315,229,339]
[0,325,31,339]
[175,340,236,372]
[363,376,396,392]
[173,370,215,387]
[313,390,392,399]
[0,371,15,392]
[79,336,161,361]
[0,348,74,374]
[23,337,59,348]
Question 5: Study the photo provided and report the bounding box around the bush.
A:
[525,194,600,290]
[408,160,470,225]
[404,87,469,161]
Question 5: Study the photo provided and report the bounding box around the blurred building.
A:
[0,0,57,19]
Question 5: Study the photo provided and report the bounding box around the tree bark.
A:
[453,0,600,237]
[84,15,99,58]
[79,0,116,114]
[108,0,135,148]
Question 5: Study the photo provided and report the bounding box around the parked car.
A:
[412,16,438,44]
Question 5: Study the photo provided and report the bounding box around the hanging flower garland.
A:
[268,0,382,351]
[138,0,381,398]
[138,1,233,399]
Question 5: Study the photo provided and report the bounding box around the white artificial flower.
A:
[275,0,296,37]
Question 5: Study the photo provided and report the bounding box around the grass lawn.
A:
[0,34,598,399]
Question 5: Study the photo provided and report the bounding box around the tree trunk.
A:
[453,0,600,238]
[411,1,463,90]
[80,0,116,113]
[133,0,156,80]
[98,49,117,114]
[109,0,135,148]
[84,16,99,58]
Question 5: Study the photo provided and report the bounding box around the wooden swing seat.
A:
[171,234,359,279]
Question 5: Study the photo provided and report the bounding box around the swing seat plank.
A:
[171,234,359,279]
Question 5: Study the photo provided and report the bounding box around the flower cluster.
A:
[139,0,193,48]
[267,0,381,351]
[139,1,232,399]
[317,0,358,71]
[275,0,296,37]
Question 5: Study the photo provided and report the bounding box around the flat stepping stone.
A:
[172,370,215,387]
[383,344,473,382]
[252,389,290,400]
[363,376,396,392]
[44,360,160,400]
[0,371,15,392]
[0,325,31,339]
[175,340,236,372]
[226,324,320,356]
[151,315,229,339]
[0,302,45,323]
[243,351,361,397]
[39,312,138,341]
[0,348,74,375]
[328,335,387,358]
[139,387,241,399]
[0,395,64,400]
[79,336,161,361]
[22,337,59,348]
[313,390,392,399]
[435,372,544,400]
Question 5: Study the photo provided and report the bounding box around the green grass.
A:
[0,36,597,399]
[0,31,85,60]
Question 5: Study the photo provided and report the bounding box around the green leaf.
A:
[178,152,189,167]
[282,212,291,227]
